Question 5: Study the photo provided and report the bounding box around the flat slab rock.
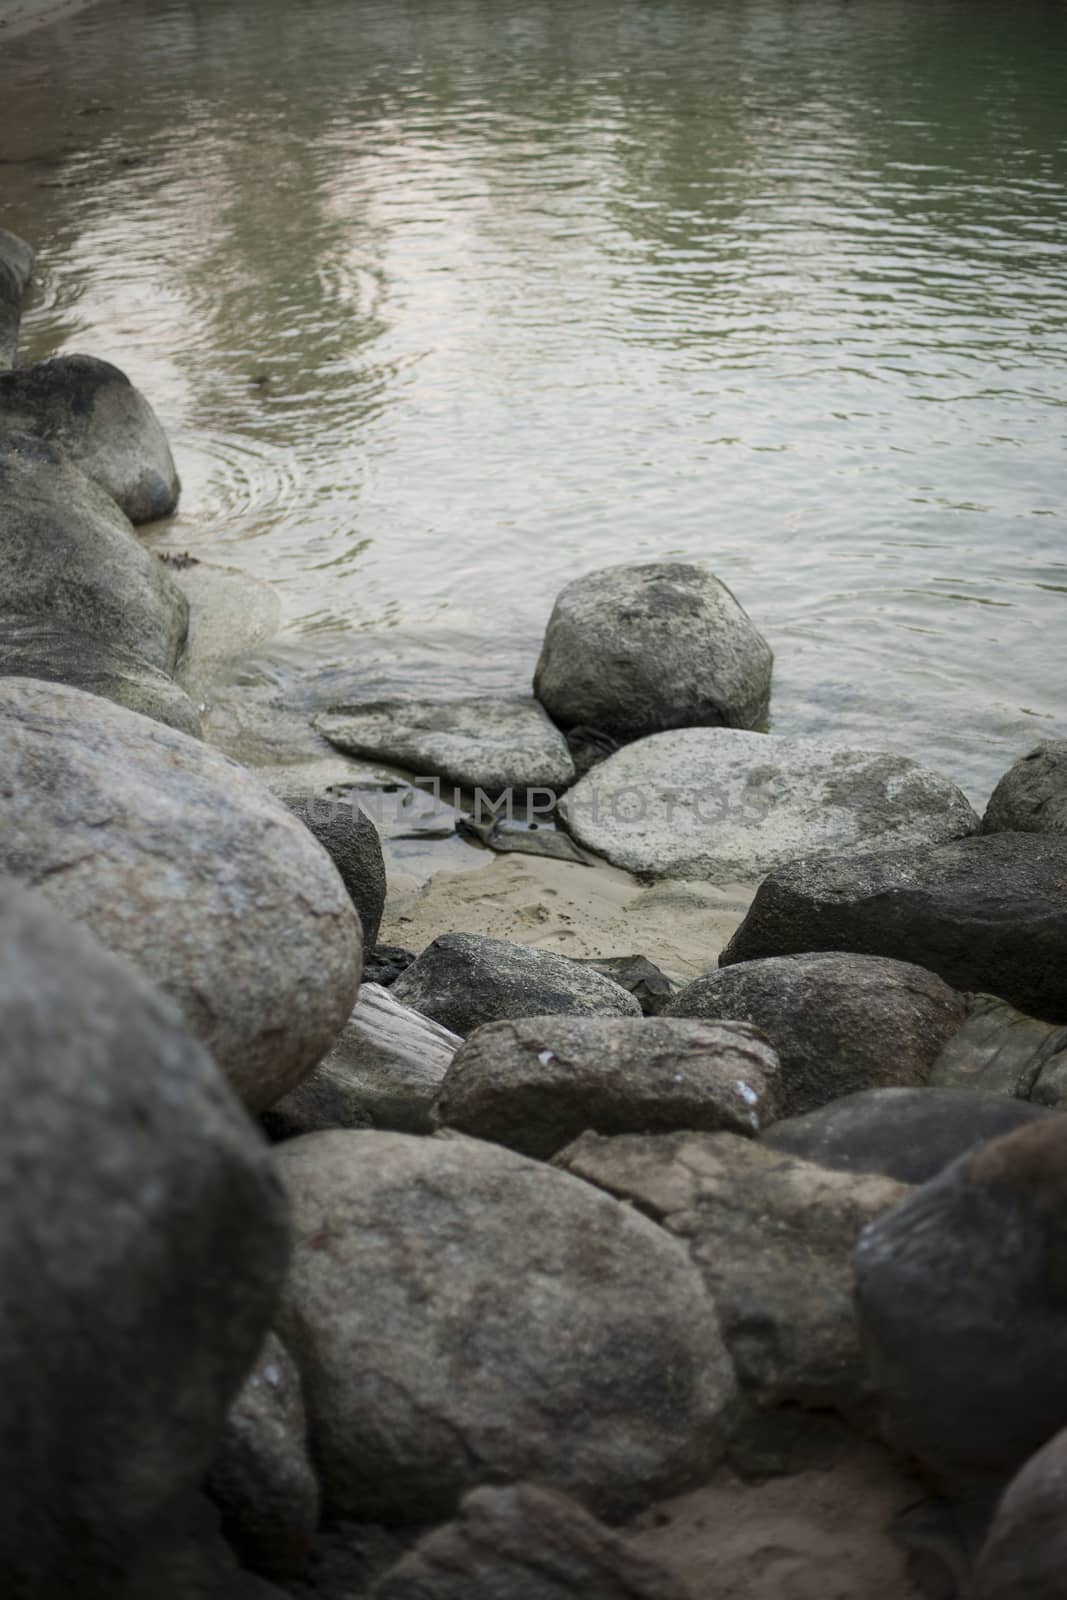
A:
[721,832,1067,1024]
[274,1129,737,1523]
[557,728,977,880]
[314,696,575,792]
[557,1129,907,1417]
[432,1014,781,1158]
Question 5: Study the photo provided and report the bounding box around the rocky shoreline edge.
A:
[3,226,1067,1599]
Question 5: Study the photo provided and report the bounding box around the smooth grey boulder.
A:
[369,1483,689,1600]
[558,729,977,881]
[285,791,387,947]
[0,432,188,671]
[763,1088,1051,1185]
[275,1130,738,1522]
[720,833,1067,1023]
[854,1116,1067,1495]
[972,1426,1067,1600]
[534,562,773,740]
[0,353,180,522]
[665,952,967,1117]
[391,932,642,1037]
[982,741,1067,836]
[0,879,289,1600]
[928,993,1062,1099]
[557,1129,906,1417]
[315,695,575,793]
[433,1014,781,1158]
[0,677,361,1110]
[263,984,461,1139]
[0,227,34,295]
[206,1332,320,1582]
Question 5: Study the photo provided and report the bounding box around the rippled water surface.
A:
[2,0,1066,796]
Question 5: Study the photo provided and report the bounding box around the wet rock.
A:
[720,833,1067,1023]
[391,931,642,1036]
[433,1014,780,1159]
[576,954,677,1015]
[275,1130,737,1522]
[534,561,773,740]
[0,677,361,1110]
[763,1087,1051,1184]
[315,695,575,792]
[0,226,34,296]
[0,353,180,522]
[557,1130,906,1416]
[982,740,1067,836]
[263,984,460,1138]
[0,231,31,369]
[0,879,289,1599]
[558,729,977,880]
[665,952,966,1116]
[972,1426,1067,1600]
[928,992,1061,1098]
[854,1116,1067,1496]
[285,792,387,947]
[206,1332,320,1582]
[369,1483,689,1600]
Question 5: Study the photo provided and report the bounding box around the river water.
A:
[2,0,1065,800]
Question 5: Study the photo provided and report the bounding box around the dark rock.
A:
[0,677,361,1111]
[576,955,677,1015]
[263,984,460,1139]
[433,1014,780,1159]
[534,561,773,740]
[972,1426,1067,1599]
[457,814,595,865]
[391,931,642,1036]
[285,792,387,947]
[557,1129,906,1417]
[854,1116,1067,1498]
[0,353,180,522]
[0,230,31,370]
[1030,1046,1067,1108]
[763,1088,1051,1184]
[982,741,1067,836]
[565,724,622,778]
[665,952,966,1116]
[369,1483,689,1600]
[928,993,1061,1099]
[720,833,1067,1023]
[0,878,289,1599]
[206,1332,320,1582]
[275,1130,738,1523]
[0,227,34,296]
[363,944,416,987]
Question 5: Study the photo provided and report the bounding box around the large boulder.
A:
[433,1014,781,1158]
[972,1427,1067,1600]
[315,696,575,793]
[0,677,361,1110]
[558,729,977,880]
[982,741,1067,836]
[0,353,180,522]
[263,984,461,1139]
[369,1483,689,1600]
[391,932,642,1036]
[763,1087,1051,1185]
[854,1117,1067,1496]
[665,952,967,1117]
[274,1130,738,1522]
[0,878,289,1599]
[557,1130,906,1417]
[720,833,1067,1023]
[285,791,387,946]
[533,562,773,740]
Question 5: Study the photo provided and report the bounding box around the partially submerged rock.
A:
[720,833,1067,1023]
[534,562,773,739]
[557,1130,906,1416]
[0,227,34,296]
[982,740,1067,836]
[391,931,642,1036]
[0,879,289,1598]
[558,729,977,880]
[370,1483,690,1600]
[0,353,180,522]
[0,228,32,370]
[665,952,967,1117]
[275,1130,737,1522]
[433,1014,781,1158]
[315,695,575,792]
[0,677,361,1110]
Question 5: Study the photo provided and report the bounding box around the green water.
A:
[2,0,1065,797]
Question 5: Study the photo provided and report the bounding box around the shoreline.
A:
[0,0,100,39]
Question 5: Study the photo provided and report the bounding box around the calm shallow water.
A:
[2,0,1065,798]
